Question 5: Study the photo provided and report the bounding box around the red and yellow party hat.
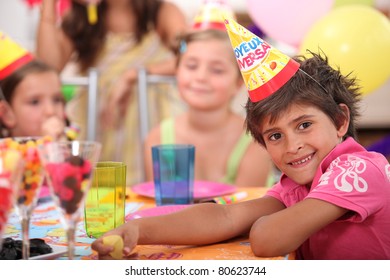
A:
[223,17,300,102]
[0,31,34,80]
[192,0,235,31]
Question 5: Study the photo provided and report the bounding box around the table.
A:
[3,185,291,260]
[126,186,290,260]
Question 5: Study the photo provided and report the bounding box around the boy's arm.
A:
[91,196,285,259]
[249,198,348,257]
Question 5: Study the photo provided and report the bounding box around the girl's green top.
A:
[160,117,253,185]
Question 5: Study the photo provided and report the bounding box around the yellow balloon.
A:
[300,5,390,95]
[333,0,373,8]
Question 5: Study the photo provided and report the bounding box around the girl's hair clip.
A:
[179,40,187,53]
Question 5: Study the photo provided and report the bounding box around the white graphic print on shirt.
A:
[318,156,368,193]
[385,164,390,182]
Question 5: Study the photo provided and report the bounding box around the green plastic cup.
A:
[84,162,126,238]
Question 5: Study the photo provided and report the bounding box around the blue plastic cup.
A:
[152,144,195,206]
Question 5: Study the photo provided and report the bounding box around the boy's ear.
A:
[0,102,17,129]
[336,103,350,138]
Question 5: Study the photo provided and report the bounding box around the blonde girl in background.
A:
[144,29,273,187]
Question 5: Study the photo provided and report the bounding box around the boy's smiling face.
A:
[261,103,349,186]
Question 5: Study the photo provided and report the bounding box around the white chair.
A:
[61,68,99,141]
[136,68,178,182]
[137,68,177,143]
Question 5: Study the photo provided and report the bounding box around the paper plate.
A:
[132,181,236,200]
[126,204,190,221]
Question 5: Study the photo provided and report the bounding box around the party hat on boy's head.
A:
[0,31,34,80]
[223,17,300,102]
[192,0,235,31]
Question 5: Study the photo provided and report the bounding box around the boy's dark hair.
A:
[245,52,361,146]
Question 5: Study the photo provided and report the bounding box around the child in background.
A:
[144,29,272,187]
[92,19,390,260]
[0,32,73,140]
[143,5,273,187]
[0,87,6,120]
[37,0,187,186]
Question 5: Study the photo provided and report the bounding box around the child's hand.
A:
[100,69,137,129]
[41,116,66,140]
[91,222,139,260]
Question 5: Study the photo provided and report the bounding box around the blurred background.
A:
[0,0,389,156]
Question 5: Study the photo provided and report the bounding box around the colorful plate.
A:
[126,205,190,221]
[131,181,236,200]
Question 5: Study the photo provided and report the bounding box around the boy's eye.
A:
[269,133,281,141]
[298,122,312,130]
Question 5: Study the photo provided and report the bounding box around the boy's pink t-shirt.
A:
[266,137,390,259]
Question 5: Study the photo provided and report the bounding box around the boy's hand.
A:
[91,222,139,260]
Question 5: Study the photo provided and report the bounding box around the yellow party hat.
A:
[0,31,34,80]
[223,17,300,102]
[192,0,235,31]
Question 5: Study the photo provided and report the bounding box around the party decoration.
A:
[61,84,76,102]
[247,24,266,39]
[0,31,33,80]
[65,123,81,141]
[300,5,390,95]
[366,134,390,158]
[224,17,300,102]
[334,0,374,8]
[23,0,71,18]
[24,0,41,8]
[87,3,98,25]
[192,0,235,31]
[246,0,333,47]
[375,0,390,17]
[57,0,72,17]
